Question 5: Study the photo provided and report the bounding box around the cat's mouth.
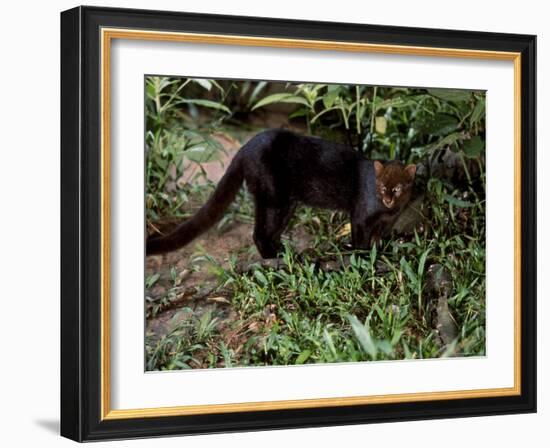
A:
[382,198,395,209]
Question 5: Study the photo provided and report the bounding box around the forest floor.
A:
[145,126,486,371]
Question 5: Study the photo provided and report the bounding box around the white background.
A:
[0,0,546,446]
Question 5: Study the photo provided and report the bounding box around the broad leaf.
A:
[420,113,459,136]
[469,98,486,126]
[192,78,212,91]
[145,273,160,289]
[288,108,309,119]
[253,270,269,286]
[428,88,472,103]
[145,82,156,100]
[400,257,418,285]
[443,194,474,208]
[463,136,485,158]
[375,116,387,134]
[295,350,312,365]
[177,99,231,114]
[247,81,268,106]
[322,88,341,109]
[411,132,463,158]
[184,145,222,163]
[252,93,309,110]
[348,315,377,359]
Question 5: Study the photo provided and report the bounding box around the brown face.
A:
[374,161,416,209]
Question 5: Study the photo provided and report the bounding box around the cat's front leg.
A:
[253,202,294,259]
[369,229,382,248]
[350,206,377,250]
[351,221,373,250]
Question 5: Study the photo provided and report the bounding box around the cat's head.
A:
[374,160,416,209]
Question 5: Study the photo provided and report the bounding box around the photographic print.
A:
[61,7,536,440]
[144,77,486,371]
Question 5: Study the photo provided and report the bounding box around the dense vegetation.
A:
[145,77,486,370]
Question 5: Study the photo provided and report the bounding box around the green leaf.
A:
[377,340,394,356]
[311,106,339,124]
[375,116,387,134]
[470,98,486,126]
[411,132,463,158]
[145,273,160,289]
[253,270,269,286]
[177,99,231,114]
[322,88,340,108]
[420,113,459,136]
[323,329,338,358]
[192,79,212,91]
[288,108,309,119]
[463,135,485,159]
[184,145,221,163]
[443,194,474,208]
[427,88,472,103]
[247,81,268,106]
[400,257,418,285]
[373,304,386,323]
[391,329,403,346]
[418,248,430,278]
[252,93,309,110]
[347,315,377,360]
[375,95,424,113]
[146,81,156,100]
[295,349,312,365]
[172,360,191,369]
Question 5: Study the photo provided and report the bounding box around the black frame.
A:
[61,5,536,442]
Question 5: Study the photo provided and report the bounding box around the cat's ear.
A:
[405,164,417,180]
[374,161,384,177]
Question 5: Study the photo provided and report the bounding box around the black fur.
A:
[146,129,410,258]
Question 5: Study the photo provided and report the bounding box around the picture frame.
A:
[60,5,536,442]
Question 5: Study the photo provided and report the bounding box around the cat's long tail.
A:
[146,153,244,255]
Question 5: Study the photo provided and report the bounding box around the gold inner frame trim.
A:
[100,27,522,421]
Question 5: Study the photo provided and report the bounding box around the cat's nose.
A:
[383,198,393,208]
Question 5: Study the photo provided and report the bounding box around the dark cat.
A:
[146,129,416,258]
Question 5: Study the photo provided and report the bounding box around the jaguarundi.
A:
[146,129,417,259]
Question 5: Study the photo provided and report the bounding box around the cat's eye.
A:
[393,185,402,193]
[381,186,387,193]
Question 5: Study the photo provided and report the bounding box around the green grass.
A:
[145,173,486,370]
